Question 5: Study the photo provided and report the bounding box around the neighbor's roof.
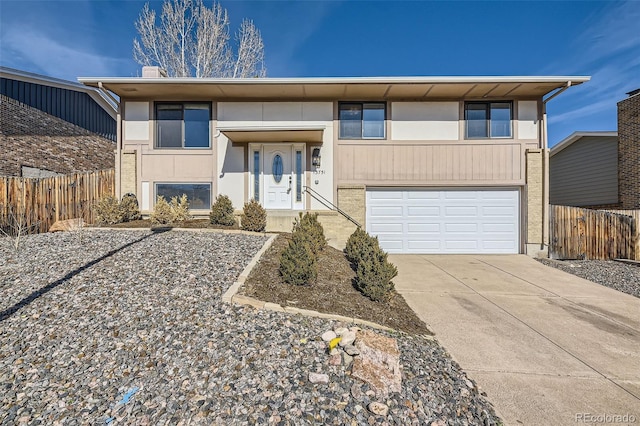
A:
[1,66,118,118]
[550,131,618,157]
[78,75,590,101]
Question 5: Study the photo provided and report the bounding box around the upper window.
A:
[156,103,211,148]
[465,102,512,139]
[339,102,386,139]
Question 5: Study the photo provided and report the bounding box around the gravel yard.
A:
[537,258,640,298]
[1,230,499,425]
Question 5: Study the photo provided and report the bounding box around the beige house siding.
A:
[121,100,216,212]
[336,100,539,187]
[336,142,526,185]
[549,136,618,206]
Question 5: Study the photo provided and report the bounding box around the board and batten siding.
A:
[550,136,618,206]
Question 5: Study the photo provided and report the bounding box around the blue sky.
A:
[1,0,638,146]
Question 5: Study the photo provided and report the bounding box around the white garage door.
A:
[366,188,520,254]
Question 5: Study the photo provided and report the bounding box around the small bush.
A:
[120,193,141,222]
[279,231,318,286]
[95,195,123,225]
[210,195,236,226]
[355,245,398,302]
[345,227,375,264]
[241,199,266,232]
[170,194,191,222]
[150,196,174,225]
[292,212,326,256]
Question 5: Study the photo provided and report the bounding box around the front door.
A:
[264,147,292,209]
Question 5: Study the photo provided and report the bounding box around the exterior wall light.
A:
[312,148,321,167]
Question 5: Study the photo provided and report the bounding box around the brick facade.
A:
[0,94,115,177]
[526,149,545,255]
[618,91,640,209]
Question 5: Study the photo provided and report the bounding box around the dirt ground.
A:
[241,234,431,335]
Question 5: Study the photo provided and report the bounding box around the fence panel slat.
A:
[0,169,115,234]
[550,205,639,260]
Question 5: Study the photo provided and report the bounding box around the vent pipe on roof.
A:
[142,66,168,78]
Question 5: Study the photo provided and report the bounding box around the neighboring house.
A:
[618,88,640,209]
[0,66,117,177]
[80,67,587,255]
[550,88,640,209]
[549,132,619,208]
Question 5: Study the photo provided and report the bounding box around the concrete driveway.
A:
[390,254,640,426]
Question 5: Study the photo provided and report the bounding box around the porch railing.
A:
[303,186,361,228]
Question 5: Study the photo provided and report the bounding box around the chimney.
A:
[142,66,168,78]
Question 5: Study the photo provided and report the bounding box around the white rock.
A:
[321,330,337,342]
[343,345,360,356]
[338,330,356,346]
[460,388,470,398]
[334,327,349,336]
[308,372,329,384]
[367,401,389,416]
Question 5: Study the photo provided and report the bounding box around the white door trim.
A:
[248,143,306,210]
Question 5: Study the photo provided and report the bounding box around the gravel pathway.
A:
[537,258,640,298]
[1,230,499,425]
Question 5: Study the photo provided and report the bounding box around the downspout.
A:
[541,81,572,252]
[98,82,122,199]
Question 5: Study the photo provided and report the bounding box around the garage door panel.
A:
[407,240,441,251]
[407,206,440,217]
[369,205,403,217]
[367,188,519,254]
[445,240,479,250]
[369,222,403,233]
[445,223,478,233]
[445,206,478,216]
[407,223,440,233]
[483,206,517,216]
[407,191,440,200]
[368,191,403,200]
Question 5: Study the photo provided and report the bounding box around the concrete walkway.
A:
[390,254,640,426]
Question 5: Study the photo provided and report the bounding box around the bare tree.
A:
[133,0,266,78]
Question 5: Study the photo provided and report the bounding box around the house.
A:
[80,67,588,255]
[550,88,640,209]
[550,131,618,208]
[0,66,117,177]
[618,88,640,209]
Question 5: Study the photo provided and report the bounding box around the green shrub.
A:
[344,227,376,264]
[279,231,318,285]
[150,196,174,225]
[94,195,123,225]
[170,194,191,222]
[241,199,266,232]
[120,193,141,222]
[292,212,326,256]
[354,245,398,302]
[210,195,236,226]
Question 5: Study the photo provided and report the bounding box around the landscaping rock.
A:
[329,353,342,366]
[338,330,356,347]
[308,373,329,384]
[351,330,402,397]
[367,402,389,417]
[321,330,337,342]
[344,345,360,356]
[0,230,501,425]
[334,327,349,336]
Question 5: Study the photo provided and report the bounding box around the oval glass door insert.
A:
[272,154,283,183]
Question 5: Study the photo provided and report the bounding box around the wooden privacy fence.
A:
[0,169,115,234]
[549,205,639,260]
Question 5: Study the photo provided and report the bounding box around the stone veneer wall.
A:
[0,94,115,177]
[618,92,640,209]
[526,149,544,255]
